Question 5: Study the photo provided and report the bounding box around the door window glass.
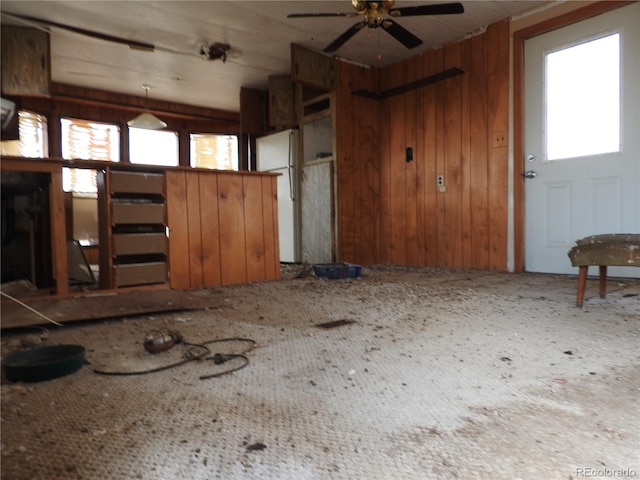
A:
[545,32,620,160]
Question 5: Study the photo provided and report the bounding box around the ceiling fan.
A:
[288,0,464,53]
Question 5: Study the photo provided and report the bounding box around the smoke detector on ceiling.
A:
[199,43,231,62]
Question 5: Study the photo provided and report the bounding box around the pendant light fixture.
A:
[127,84,167,130]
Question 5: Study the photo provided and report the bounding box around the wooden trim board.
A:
[0,289,220,329]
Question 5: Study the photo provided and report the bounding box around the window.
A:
[0,110,48,158]
[190,134,238,170]
[545,32,620,160]
[61,118,120,161]
[61,118,120,193]
[129,128,179,166]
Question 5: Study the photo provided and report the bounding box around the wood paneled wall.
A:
[166,169,279,289]
[335,19,510,271]
[334,61,381,265]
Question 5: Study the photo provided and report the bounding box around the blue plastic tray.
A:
[312,262,362,279]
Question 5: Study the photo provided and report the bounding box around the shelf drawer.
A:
[113,233,167,256]
[113,261,167,287]
[111,203,165,224]
[110,171,164,195]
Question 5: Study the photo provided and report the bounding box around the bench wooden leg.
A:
[576,265,588,307]
[599,265,608,298]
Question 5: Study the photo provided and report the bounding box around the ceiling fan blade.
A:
[381,20,423,49]
[389,2,464,17]
[287,12,359,18]
[323,21,367,53]
[5,13,155,51]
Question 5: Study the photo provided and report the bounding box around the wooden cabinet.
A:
[1,27,51,96]
[291,44,334,91]
[240,86,266,135]
[98,170,168,289]
[2,158,281,297]
[165,169,280,289]
[268,75,295,129]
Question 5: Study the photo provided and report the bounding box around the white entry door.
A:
[524,3,640,277]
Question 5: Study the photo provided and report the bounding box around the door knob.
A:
[522,170,537,179]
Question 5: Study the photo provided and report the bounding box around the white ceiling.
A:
[0,1,548,113]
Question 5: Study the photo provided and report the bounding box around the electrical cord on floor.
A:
[92,337,257,380]
[92,342,210,376]
[198,337,256,380]
[200,353,250,380]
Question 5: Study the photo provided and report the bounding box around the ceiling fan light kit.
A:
[288,1,464,53]
[127,84,167,130]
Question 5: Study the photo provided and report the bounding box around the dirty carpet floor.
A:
[1,266,639,480]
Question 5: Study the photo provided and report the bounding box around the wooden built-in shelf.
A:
[1,156,281,297]
[98,169,168,289]
[303,93,331,120]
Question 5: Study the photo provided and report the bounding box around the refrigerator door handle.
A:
[288,132,295,201]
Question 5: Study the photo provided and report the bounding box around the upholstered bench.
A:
[567,233,640,307]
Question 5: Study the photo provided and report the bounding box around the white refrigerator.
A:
[256,128,301,263]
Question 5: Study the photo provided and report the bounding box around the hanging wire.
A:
[0,291,64,327]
